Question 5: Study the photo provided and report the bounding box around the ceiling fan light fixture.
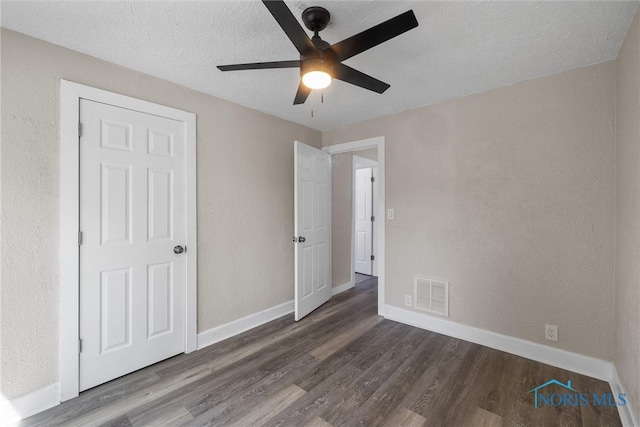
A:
[301,57,332,89]
[302,70,332,89]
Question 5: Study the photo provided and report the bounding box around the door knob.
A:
[174,245,185,254]
[298,236,306,243]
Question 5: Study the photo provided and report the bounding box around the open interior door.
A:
[294,141,331,321]
[354,167,373,275]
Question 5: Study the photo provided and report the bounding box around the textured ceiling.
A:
[2,1,638,131]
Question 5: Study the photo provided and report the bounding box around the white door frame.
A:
[353,156,379,277]
[59,80,198,401]
[324,136,385,316]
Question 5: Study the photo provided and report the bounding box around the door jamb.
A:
[59,80,198,401]
[323,136,385,316]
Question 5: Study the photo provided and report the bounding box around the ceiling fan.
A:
[217,0,419,105]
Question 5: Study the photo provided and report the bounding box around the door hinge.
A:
[78,231,83,246]
[79,339,83,353]
[371,177,375,182]
[371,255,375,261]
[371,216,375,222]
[78,123,83,138]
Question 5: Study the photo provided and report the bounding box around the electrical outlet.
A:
[545,324,558,342]
[404,295,412,307]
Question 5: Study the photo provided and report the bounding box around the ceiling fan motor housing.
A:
[300,56,332,79]
[300,43,337,76]
[302,6,330,32]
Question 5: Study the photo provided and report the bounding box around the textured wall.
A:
[331,149,379,287]
[324,62,616,360]
[0,29,321,399]
[615,7,640,418]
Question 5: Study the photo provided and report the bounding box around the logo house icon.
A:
[527,379,577,408]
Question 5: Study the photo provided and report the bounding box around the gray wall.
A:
[0,28,321,399]
[615,8,640,418]
[324,61,616,360]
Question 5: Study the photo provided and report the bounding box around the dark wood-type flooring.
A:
[20,277,621,426]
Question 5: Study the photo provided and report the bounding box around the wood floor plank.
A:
[459,346,513,415]
[128,294,378,424]
[19,363,163,426]
[354,273,373,284]
[151,315,295,378]
[20,279,621,427]
[308,292,371,323]
[347,332,441,426]
[321,328,429,426]
[98,414,133,427]
[181,306,379,418]
[225,384,306,427]
[295,320,403,392]
[178,284,374,382]
[309,312,382,360]
[574,369,623,427]
[304,416,334,427]
[186,353,318,425]
[346,322,416,371]
[484,350,537,424]
[262,363,364,427]
[383,407,426,427]
[463,407,504,427]
[128,402,193,427]
[418,343,494,426]
[398,336,473,417]
[48,368,213,427]
[182,349,311,418]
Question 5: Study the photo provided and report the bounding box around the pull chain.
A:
[310,91,325,117]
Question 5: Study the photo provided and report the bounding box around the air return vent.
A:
[415,277,449,317]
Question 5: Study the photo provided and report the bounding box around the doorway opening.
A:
[325,136,385,316]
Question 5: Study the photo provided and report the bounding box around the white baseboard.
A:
[0,383,60,427]
[384,305,613,381]
[611,365,639,427]
[332,281,354,296]
[197,300,294,350]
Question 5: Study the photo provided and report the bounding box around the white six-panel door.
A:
[294,141,331,321]
[355,168,373,275]
[79,99,187,391]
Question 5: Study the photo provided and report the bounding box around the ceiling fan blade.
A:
[293,81,312,105]
[330,10,418,62]
[217,60,300,71]
[333,64,390,94]
[262,0,316,55]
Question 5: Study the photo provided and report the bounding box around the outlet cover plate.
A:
[404,294,412,307]
[545,324,558,342]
